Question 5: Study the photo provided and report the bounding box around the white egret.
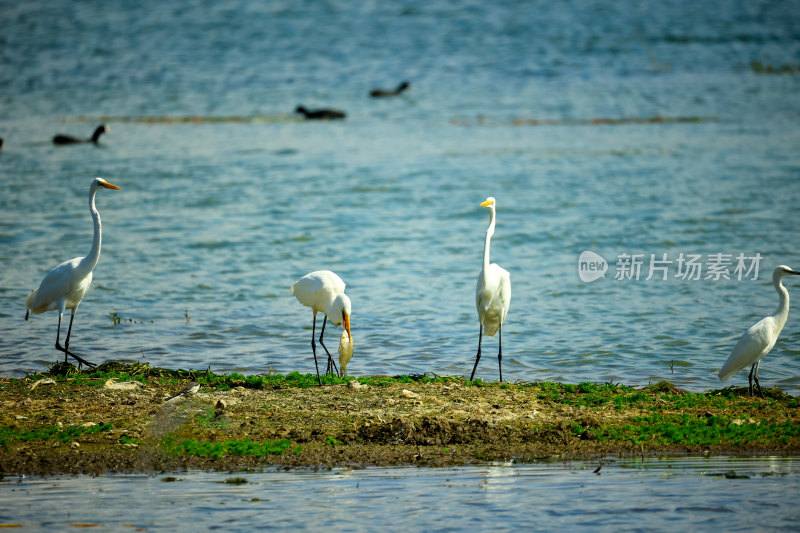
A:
[470,197,511,382]
[25,177,121,368]
[718,265,800,396]
[292,270,352,385]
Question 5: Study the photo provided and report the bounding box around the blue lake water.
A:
[2,457,799,531]
[2,0,800,395]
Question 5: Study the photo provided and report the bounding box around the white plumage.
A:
[26,257,94,317]
[25,177,121,368]
[470,197,511,381]
[292,270,352,385]
[477,262,511,338]
[718,265,800,396]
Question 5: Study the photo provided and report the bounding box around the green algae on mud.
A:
[0,362,798,474]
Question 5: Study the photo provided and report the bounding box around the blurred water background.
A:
[2,0,800,393]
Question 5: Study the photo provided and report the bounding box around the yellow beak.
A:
[480,199,492,207]
[342,311,351,340]
[102,181,121,190]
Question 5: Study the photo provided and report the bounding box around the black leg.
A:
[748,363,755,396]
[318,316,339,378]
[321,315,332,375]
[753,361,763,398]
[55,312,67,364]
[55,310,95,368]
[311,314,322,386]
[498,325,503,383]
[325,356,339,377]
[64,310,75,353]
[470,325,483,381]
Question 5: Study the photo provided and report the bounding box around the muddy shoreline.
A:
[1,365,798,475]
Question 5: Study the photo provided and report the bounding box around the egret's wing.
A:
[31,257,82,311]
[497,266,511,321]
[292,274,320,296]
[718,318,775,381]
[293,271,346,310]
[475,270,498,312]
[324,272,346,295]
[476,264,511,335]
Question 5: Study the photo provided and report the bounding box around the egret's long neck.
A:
[773,276,791,330]
[79,186,102,274]
[483,208,495,272]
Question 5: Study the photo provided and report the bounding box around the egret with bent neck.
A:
[292,270,353,386]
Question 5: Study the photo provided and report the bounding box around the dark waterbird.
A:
[295,106,346,120]
[53,124,109,145]
[369,81,410,98]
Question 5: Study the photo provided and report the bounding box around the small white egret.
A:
[25,177,121,368]
[718,265,800,396]
[292,270,352,385]
[470,197,511,382]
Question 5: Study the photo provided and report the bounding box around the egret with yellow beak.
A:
[292,270,352,385]
[719,265,800,396]
[25,177,121,368]
[470,197,511,382]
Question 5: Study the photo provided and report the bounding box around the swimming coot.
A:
[295,106,346,120]
[53,124,109,145]
[369,81,410,98]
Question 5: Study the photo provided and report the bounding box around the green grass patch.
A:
[523,380,798,414]
[25,362,798,414]
[162,437,294,459]
[34,360,196,382]
[194,407,225,429]
[595,413,800,446]
[0,423,112,448]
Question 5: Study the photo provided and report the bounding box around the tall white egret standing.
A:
[25,177,121,368]
[470,197,511,382]
[292,270,352,386]
[719,265,800,396]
